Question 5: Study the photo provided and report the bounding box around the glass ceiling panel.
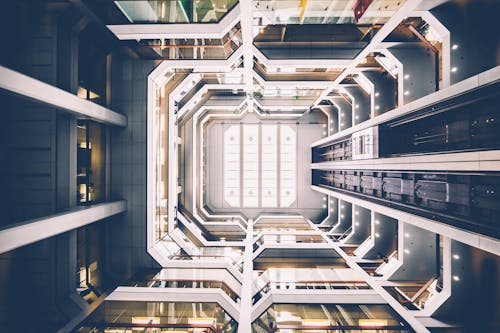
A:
[261,124,278,207]
[280,125,296,207]
[223,123,297,208]
[115,0,238,23]
[224,125,241,207]
[254,0,406,25]
[243,124,260,207]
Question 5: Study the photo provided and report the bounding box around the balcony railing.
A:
[252,280,370,304]
[127,278,241,303]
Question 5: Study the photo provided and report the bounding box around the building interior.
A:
[0,0,499,332]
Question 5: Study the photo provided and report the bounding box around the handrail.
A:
[90,322,221,333]
[128,278,241,303]
[252,280,370,304]
[169,254,245,272]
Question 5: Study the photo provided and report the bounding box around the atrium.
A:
[0,0,499,332]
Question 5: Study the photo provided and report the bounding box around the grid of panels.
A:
[223,124,296,208]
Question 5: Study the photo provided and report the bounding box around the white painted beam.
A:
[240,0,255,98]
[0,201,127,254]
[0,66,126,127]
[314,0,424,106]
[312,185,500,256]
[311,150,500,172]
[107,4,241,40]
[312,65,500,148]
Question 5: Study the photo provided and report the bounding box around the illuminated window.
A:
[224,125,240,207]
[243,125,259,207]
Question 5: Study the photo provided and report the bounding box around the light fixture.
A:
[404,74,410,79]
[452,44,458,50]
[453,275,460,281]
[302,319,330,326]
[452,254,460,260]
[132,317,161,325]
[451,67,458,73]
[404,90,410,96]
[359,319,388,327]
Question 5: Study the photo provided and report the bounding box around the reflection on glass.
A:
[77,120,107,205]
[254,0,406,25]
[115,0,238,23]
[78,301,238,333]
[252,303,411,332]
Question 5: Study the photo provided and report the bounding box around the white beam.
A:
[312,65,500,148]
[240,0,255,99]
[311,150,500,172]
[107,4,241,40]
[314,0,424,106]
[0,66,127,126]
[107,287,240,321]
[312,185,500,256]
[0,201,127,254]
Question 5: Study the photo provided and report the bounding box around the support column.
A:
[238,218,254,333]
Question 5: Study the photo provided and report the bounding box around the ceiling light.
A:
[359,319,388,327]
[453,254,460,260]
[452,44,458,50]
[188,318,217,325]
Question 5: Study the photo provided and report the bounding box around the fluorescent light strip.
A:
[261,124,278,207]
[224,125,241,207]
[280,125,296,207]
[243,124,259,207]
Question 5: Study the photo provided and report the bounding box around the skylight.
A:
[224,124,297,208]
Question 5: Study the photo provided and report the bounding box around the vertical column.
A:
[238,218,254,333]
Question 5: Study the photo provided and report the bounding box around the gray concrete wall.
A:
[109,56,160,279]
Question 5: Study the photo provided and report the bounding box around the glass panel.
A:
[254,0,407,25]
[115,0,238,23]
[77,120,107,205]
[243,124,259,207]
[280,125,296,207]
[224,125,241,207]
[261,124,277,207]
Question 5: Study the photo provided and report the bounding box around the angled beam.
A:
[314,0,424,106]
[240,0,255,97]
[0,66,126,126]
[0,201,127,254]
[107,4,240,40]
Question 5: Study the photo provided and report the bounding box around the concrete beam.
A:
[0,66,127,127]
[0,200,127,254]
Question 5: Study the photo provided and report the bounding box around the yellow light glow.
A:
[358,319,388,327]
[302,319,330,326]
[188,317,216,325]
[131,316,160,325]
